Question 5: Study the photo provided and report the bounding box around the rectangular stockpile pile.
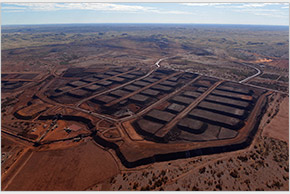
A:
[81,77,100,83]
[94,74,109,79]
[168,76,180,82]
[151,84,172,92]
[144,109,175,124]
[92,95,116,104]
[196,87,208,93]
[105,71,120,76]
[217,85,250,95]
[141,89,160,97]
[67,89,89,98]
[171,95,195,105]
[198,101,245,117]
[142,77,159,83]
[129,71,144,76]
[133,81,150,87]
[82,84,101,92]
[160,80,178,87]
[119,74,136,79]
[123,85,141,92]
[193,81,211,88]
[96,80,112,86]
[129,94,149,103]
[166,103,185,113]
[212,90,253,101]
[136,119,164,135]
[177,117,206,134]
[182,91,200,98]
[110,89,130,97]
[67,80,87,87]
[113,69,126,73]
[108,77,125,83]
[188,108,243,130]
[56,85,74,92]
[205,95,250,109]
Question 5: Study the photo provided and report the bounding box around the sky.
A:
[1,3,289,26]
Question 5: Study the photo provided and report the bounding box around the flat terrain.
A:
[4,140,119,191]
[262,96,289,143]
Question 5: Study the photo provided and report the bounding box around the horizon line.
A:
[3,22,289,27]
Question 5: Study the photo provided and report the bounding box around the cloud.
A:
[181,3,288,19]
[2,3,193,15]
[181,3,232,7]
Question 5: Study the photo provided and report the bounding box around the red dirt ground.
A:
[5,140,119,191]
[262,96,289,144]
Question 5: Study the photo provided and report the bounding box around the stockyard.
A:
[2,61,283,191]
[1,23,288,191]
